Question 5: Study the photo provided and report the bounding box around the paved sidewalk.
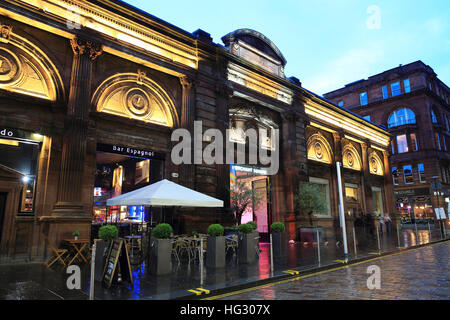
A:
[0,228,448,300]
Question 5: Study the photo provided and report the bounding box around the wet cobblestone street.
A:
[218,241,450,300]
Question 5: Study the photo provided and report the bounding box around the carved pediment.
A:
[222,29,286,77]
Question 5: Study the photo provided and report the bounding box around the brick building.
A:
[324,61,450,221]
[0,0,393,262]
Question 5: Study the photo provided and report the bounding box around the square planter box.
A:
[149,238,172,275]
[297,227,323,243]
[206,236,225,268]
[238,233,257,264]
[271,232,287,259]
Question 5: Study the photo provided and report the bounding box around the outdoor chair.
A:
[171,238,180,264]
[44,236,68,269]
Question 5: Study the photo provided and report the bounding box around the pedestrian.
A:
[378,215,384,233]
[384,214,392,233]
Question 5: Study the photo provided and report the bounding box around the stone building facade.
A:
[0,0,392,262]
[324,61,450,221]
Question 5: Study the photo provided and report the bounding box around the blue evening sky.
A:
[124,0,450,95]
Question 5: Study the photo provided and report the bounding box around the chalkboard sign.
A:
[102,239,133,288]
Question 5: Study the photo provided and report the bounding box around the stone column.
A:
[177,75,196,189]
[281,110,299,240]
[52,37,102,216]
[361,142,374,214]
[382,150,397,220]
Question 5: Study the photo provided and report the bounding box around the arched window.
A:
[387,108,416,128]
[431,109,438,124]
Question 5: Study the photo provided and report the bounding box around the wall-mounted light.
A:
[22,176,29,183]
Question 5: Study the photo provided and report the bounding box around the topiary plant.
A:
[72,231,80,237]
[98,225,118,241]
[237,223,253,234]
[207,224,224,237]
[271,222,286,233]
[152,223,173,239]
[246,221,257,231]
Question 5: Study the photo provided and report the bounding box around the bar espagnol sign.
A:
[97,143,165,160]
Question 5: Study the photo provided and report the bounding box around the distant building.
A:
[324,61,450,222]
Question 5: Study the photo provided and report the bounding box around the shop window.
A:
[418,163,426,183]
[360,92,368,106]
[345,183,359,202]
[0,138,40,214]
[391,82,401,97]
[403,165,414,184]
[392,167,399,185]
[371,186,384,216]
[309,177,331,217]
[396,134,408,153]
[410,133,418,151]
[93,143,165,225]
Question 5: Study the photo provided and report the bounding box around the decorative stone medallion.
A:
[124,88,152,118]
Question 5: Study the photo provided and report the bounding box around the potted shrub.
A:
[206,224,225,269]
[271,222,287,260]
[94,225,119,281]
[149,223,173,275]
[72,231,80,241]
[237,223,257,264]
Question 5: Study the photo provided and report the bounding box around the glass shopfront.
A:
[0,127,44,214]
[230,164,271,241]
[93,143,165,226]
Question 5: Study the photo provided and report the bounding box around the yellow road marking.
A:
[188,289,202,295]
[368,252,381,255]
[334,259,348,264]
[283,270,300,275]
[196,288,210,294]
[203,240,450,300]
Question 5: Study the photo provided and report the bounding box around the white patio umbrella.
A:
[106,179,224,207]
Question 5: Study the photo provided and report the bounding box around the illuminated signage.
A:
[97,143,165,160]
[232,165,268,175]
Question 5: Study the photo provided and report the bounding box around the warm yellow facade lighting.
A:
[15,0,198,69]
[227,62,293,105]
[305,102,390,147]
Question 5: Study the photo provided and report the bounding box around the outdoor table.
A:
[63,239,90,266]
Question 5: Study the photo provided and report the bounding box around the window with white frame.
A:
[309,177,331,217]
[382,85,388,99]
[391,82,401,97]
[403,165,413,184]
[404,79,411,93]
[396,134,409,153]
[418,163,426,183]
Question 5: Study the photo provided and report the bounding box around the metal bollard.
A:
[376,225,381,254]
[397,224,401,248]
[269,234,274,275]
[352,227,357,257]
[200,236,204,287]
[89,242,96,300]
[427,221,432,242]
[316,229,321,266]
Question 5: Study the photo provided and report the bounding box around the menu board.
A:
[102,239,133,288]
